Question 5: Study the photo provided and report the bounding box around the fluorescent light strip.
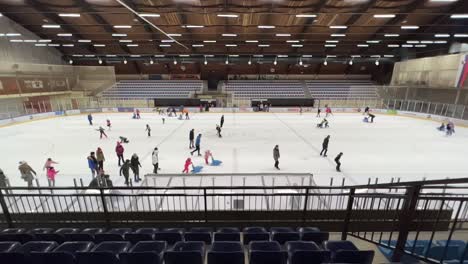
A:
[35,44,47,47]
[78,40,91,43]
[62,44,74,47]
[435,40,447,44]
[24,40,37,43]
[278,55,288,58]
[326,40,339,43]
[57,33,72,37]
[331,34,346,37]
[407,41,419,44]
[94,44,106,47]
[286,40,300,43]
[114,25,132,29]
[59,13,80,17]
[303,55,313,58]
[119,40,132,43]
[112,34,127,37]
[435,34,450,37]
[402,44,413,47]
[10,39,23,42]
[229,55,239,57]
[179,55,190,57]
[39,39,51,42]
[357,44,369,47]
[401,26,419,29]
[276,34,291,37]
[48,44,60,47]
[225,44,237,47]
[192,44,204,47]
[258,44,270,47]
[374,14,396,18]
[106,55,117,57]
[6,33,21,37]
[204,40,216,43]
[159,44,171,47]
[384,55,395,58]
[451,14,468,19]
[421,41,434,44]
[330,25,347,29]
[366,40,380,44]
[455,34,468,38]
[292,44,303,47]
[415,45,427,47]
[127,44,138,47]
[161,39,175,42]
[258,25,275,29]
[388,44,400,47]
[384,34,399,37]
[140,13,160,17]
[296,14,316,18]
[85,55,95,57]
[222,34,237,37]
[72,55,84,57]
[130,55,141,57]
[324,44,336,47]
[167,33,181,37]
[217,14,238,18]
[42,24,61,28]
[183,25,204,28]
[245,40,258,43]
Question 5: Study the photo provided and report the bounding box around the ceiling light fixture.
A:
[374,14,396,18]
[258,25,275,29]
[225,44,237,47]
[167,33,181,37]
[296,14,317,18]
[204,56,208,65]
[114,25,132,29]
[331,34,346,37]
[112,33,127,37]
[57,33,72,37]
[225,57,229,65]
[401,26,419,29]
[276,34,291,37]
[329,26,347,29]
[258,44,270,47]
[217,14,238,18]
[435,34,450,37]
[59,13,81,17]
[140,13,160,17]
[98,58,103,64]
[323,59,328,66]
[123,59,127,64]
[451,14,468,19]
[69,59,73,64]
[192,44,204,47]
[384,34,400,37]
[375,60,380,66]
[183,25,204,28]
[274,56,277,65]
[173,58,177,65]
[299,57,303,66]
[245,40,258,43]
[204,40,216,43]
[248,57,252,65]
[150,58,154,64]
[222,34,237,37]
[292,44,303,47]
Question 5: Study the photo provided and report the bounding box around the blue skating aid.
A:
[192,166,204,173]
[211,160,223,166]
[363,117,369,123]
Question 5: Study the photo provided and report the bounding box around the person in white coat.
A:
[152,147,160,174]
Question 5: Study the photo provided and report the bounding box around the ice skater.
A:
[130,153,142,182]
[106,119,111,130]
[299,106,303,115]
[368,113,375,123]
[325,106,333,117]
[87,113,93,125]
[120,159,131,186]
[216,125,222,138]
[189,129,195,149]
[273,145,280,170]
[317,118,329,128]
[190,134,202,156]
[364,106,370,115]
[18,161,37,188]
[96,147,105,170]
[115,142,125,166]
[204,150,213,165]
[185,112,190,120]
[136,109,141,119]
[119,136,129,143]
[152,147,160,174]
[97,126,108,139]
[317,108,321,117]
[178,114,183,120]
[220,115,225,128]
[437,123,446,131]
[320,135,330,157]
[46,166,59,186]
[335,152,343,172]
[146,124,151,137]
[43,158,58,171]
[446,122,455,136]
[182,158,194,174]
[162,117,165,124]
[87,152,98,178]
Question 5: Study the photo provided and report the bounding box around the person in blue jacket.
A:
[190,134,202,156]
[87,114,93,125]
[87,152,98,178]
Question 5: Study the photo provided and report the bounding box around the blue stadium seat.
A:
[55,228,80,235]
[30,228,54,234]
[135,228,158,234]
[164,241,205,264]
[190,227,214,233]
[64,233,94,242]
[185,232,212,244]
[0,233,35,243]
[270,227,295,233]
[217,227,240,233]
[54,241,94,253]
[76,252,119,264]
[297,227,320,233]
[120,241,167,264]
[94,233,124,243]
[324,241,374,264]
[243,227,270,245]
[300,231,329,245]
[109,228,132,235]
[92,241,131,254]
[271,232,300,245]
[19,241,58,253]
[35,233,65,244]
[249,241,287,264]
[208,241,244,264]
[124,233,154,244]
[0,252,30,264]
[31,252,76,264]
[161,228,185,233]
[1,228,27,234]
[427,246,461,262]
[0,241,21,252]
[214,232,241,242]
[286,241,331,264]
[153,232,183,245]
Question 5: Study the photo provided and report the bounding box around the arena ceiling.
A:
[1,0,468,75]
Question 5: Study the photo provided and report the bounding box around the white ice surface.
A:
[1,112,467,188]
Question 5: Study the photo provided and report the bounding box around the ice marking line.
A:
[271,113,358,185]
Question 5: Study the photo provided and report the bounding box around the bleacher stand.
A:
[306,80,378,100]
[224,80,306,99]
[100,80,203,99]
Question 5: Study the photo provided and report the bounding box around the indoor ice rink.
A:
[1,111,466,188]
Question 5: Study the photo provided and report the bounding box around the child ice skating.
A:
[130,153,142,182]
[204,150,213,165]
[317,118,329,128]
[120,159,131,186]
[136,109,141,119]
[220,115,225,128]
[437,123,446,131]
[189,129,195,149]
[146,124,151,137]
[182,158,194,174]
[97,126,108,139]
[320,135,330,157]
[317,108,321,117]
[335,152,343,172]
[152,147,160,174]
[115,142,125,166]
[87,114,93,125]
[46,167,59,186]
[368,113,375,123]
[43,158,58,171]
[216,125,222,138]
[325,106,333,117]
[106,119,111,130]
[96,147,105,170]
[87,152,98,178]
[273,145,280,170]
[119,136,129,143]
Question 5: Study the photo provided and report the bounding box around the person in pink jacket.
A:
[46,167,59,186]
[204,150,213,165]
[43,158,58,171]
[182,158,193,174]
[115,142,125,166]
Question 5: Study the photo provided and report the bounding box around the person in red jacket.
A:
[182,158,193,174]
[115,142,125,166]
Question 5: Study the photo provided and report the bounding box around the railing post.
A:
[391,185,421,262]
[0,189,13,228]
[99,188,111,228]
[302,187,310,223]
[203,188,208,223]
[341,188,355,240]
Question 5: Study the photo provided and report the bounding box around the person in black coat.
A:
[189,129,195,149]
[368,113,375,123]
[320,135,330,157]
[220,115,225,128]
[120,160,131,186]
[130,154,142,182]
[335,152,343,172]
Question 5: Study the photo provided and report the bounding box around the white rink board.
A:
[1,112,468,189]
